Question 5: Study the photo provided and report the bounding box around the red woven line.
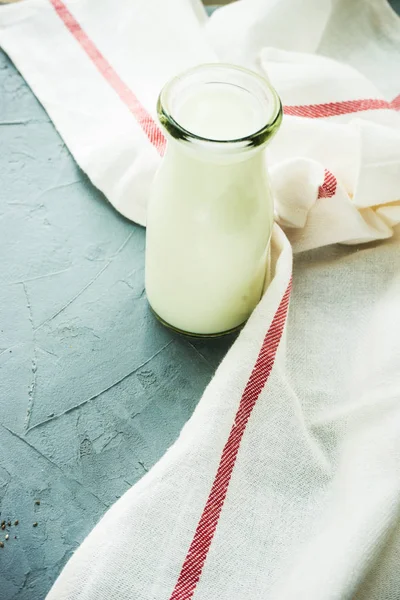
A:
[318,169,337,199]
[49,0,166,155]
[284,98,392,118]
[169,279,292,600]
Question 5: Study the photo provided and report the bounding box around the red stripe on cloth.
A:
[284,97,400,118]
[169,279,292,600]
[318,169,337,198]
[392,94,400,110]
[49,0,166,154]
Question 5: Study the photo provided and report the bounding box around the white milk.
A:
[145,71,279,335]
[175,83,268,141]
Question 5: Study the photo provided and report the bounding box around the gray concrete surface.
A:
[0,49,234,599]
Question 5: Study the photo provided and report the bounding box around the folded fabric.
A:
[1,0,400,599]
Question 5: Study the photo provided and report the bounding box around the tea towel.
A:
[0,0,400,598]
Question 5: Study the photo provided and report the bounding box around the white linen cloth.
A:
[1,0,400,598]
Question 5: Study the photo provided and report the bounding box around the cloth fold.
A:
[1,0,400,598]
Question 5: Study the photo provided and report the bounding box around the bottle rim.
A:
[158,63,282,150]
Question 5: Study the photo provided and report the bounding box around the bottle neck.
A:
[164,136,269,168]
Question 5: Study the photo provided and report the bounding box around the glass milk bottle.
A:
[145,64,282,336]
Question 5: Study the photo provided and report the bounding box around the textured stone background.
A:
[0,49,234,599]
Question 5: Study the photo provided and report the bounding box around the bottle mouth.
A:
[158,63,282,150]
